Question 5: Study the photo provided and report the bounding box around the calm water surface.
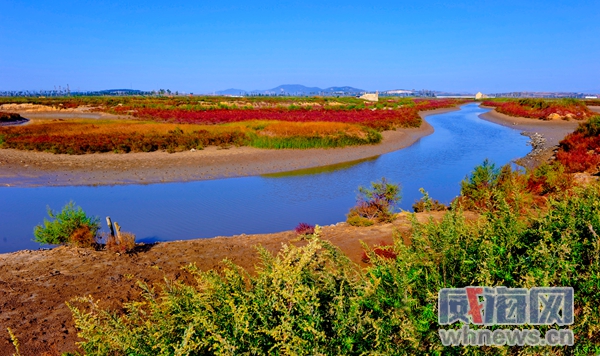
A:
[0,104,529,253]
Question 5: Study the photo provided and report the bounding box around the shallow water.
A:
[0,104,529,253]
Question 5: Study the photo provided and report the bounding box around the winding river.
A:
[0,104,530,253]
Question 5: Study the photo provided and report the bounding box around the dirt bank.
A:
[0,211,461,355]
[0,107,457,187]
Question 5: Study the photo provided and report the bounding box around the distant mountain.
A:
[214,84,366,96]
[98,89,145,94]
[322,86,365,94]
[266,84,323,94]
[215,88,247,95]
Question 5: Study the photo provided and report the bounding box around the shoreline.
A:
[0,106,458,187]
[478,108,580,147]
[478,108,580,168]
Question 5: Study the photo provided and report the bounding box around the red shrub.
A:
[556,117,600,173]
[484,99,593,120]
[294,223,315,236]
[361,242,397,263]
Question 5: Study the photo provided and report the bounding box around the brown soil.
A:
[0,108,456,187]
[0,211,465,355]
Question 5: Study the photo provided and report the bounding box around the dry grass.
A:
[105,232,136,254]
[69,226,97,248]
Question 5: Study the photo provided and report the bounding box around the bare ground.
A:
[0,211,463,355]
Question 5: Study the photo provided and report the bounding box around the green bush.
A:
[33,201,100,245]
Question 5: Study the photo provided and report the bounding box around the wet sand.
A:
[479,108,580,147]
[0,107,456,187]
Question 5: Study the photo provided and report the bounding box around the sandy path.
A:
[0,107,457,187]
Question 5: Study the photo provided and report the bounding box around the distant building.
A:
[475,92,489,99]
[360,91,379,102]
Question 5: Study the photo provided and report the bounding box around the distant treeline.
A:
[0,89,167,97]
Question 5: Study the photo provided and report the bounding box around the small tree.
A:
[347,177,401,226]
[33,201,100,245]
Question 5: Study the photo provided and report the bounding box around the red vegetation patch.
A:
[294,223,315,236]
[556,116,600,173]
[114,107,422,131]
[361,242,397,263]
[0,121,247,154]
[111,98,466,131]
[483,99,593,120]
[556,133,600,173]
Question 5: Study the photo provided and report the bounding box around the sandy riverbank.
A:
[0,107,456,187]
[479,108,581,168]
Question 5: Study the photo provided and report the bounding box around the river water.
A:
[0,104,530,253]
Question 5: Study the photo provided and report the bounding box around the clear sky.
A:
[1,0,598,93]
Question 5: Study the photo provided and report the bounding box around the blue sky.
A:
[1,0,598,93]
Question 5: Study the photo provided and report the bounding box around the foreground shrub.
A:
[33,201,100,245]
[455,160,573,213]
[69,234,390,355]
[347,177,401,225]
